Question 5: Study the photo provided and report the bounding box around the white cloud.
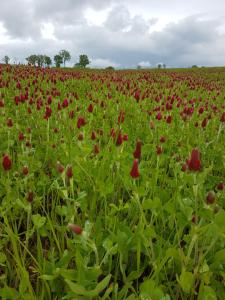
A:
[138,61,151,67]
[90,58,120,68]
[41,23,56,40]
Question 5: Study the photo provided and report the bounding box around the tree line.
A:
[1,50,90,68]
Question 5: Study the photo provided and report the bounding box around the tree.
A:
[44,56,52,67]
[36,55,45,67]
[163,64,166,69]
[26,55,38,66]
[105,66,115,71]
[59,50,71,67]
[2,55,10,64]
[78,54,90,68]
[54,54,63,68]
[74,63,82,69]
[157,64,162,69]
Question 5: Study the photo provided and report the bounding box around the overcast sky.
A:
[0,0,225,68]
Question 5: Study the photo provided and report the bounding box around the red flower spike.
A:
[66,165,73,178]
[56,162,64,174]
[133,140,142,159]
[160,136,166,143]
[156,112,162,120]
[44,106,52,119]
[94,144,100,154]
[22,166,29,176]
[47,96,52,104]
[201,117,208,128]
[206,191,216,204]
[18,132,25,141]
[7,118,13,127]
[116,132,123,146]
[123,134,128,141]
[156,145,163,155]
[217,182,224,190]
[130,159,140,179]
[166,115,172,124]
[62,98,69,108]
[87,103,94,113]
[27,191,34,203]
[68,223,83,235]
[220,112,225,122]
[110,128,116,138]
[191,215,197,224]
[118,111,125,124]
[187,148,201,171]
[134,90,140,102]
[78,133,84,141]
[2,154,12,171]
[91,131,96,140]
[77,117,86,129]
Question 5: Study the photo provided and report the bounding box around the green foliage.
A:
[44,55,52,67]
[105,66,115,71]
[26,54,52,67]
[76,54,90,68]
[59,49,71,67]
[54,54,63,67]
[2,55,10,64]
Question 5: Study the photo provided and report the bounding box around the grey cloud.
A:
[0,0,225,68]
[104,5,156,33]
[104,6,130,31]
[33,0,114,24]
[0,0,114,38]
[0,0,40,38]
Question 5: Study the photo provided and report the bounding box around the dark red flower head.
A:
[93,144,100,154]
[44,106,52,119]
[217,182,224,190]
[220,112,225,122]
[156,145,163,155]
[166,115,172,124]
[68,223,83,235]
[78,132,84,141]
[118,111,125,124]
[22,165,29,176]
[87,103,94,113]
[187,148,201,171]
[116,132,123,146]
[66,165,73,178]
[133,140,142,159]
[18,132,25,141]
[27,191,34,203]
[156,112,162,120]
[2,154,12,171]
[56,161,64,173]
[160,136,166,143]
[7,118,13,127]
[206,191,216,204]
[130,159,140,179]
[123,134,128,141]
[62,98,69,108]
[77,117,86,129]
[201,117,208,128]
[91,131,96,140]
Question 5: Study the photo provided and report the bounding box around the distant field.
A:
[0,65,224,299]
